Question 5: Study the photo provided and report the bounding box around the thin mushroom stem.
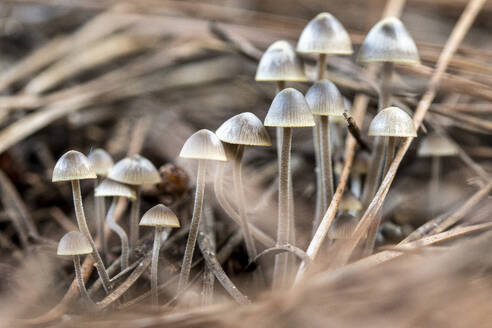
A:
[319,115,334,210]
[73,255,96,307]
[94,178,107,263]
[178,159,206,292]
[430,156,441,215]
[129,187,141,251]
[105,198,129,271]
[385,137,397,175]
[273,127,292,288]
[71,180,112,294]
[351,172,362,199]
[151,226,163,308]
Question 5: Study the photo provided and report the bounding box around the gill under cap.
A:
[297,12,353,55]
[52,150,97,182]
[255,40,307,82]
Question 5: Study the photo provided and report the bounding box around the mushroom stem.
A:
[351,172,362,199]
[273,127,292,288]
[129,187,141,251]
[106,198,129,271]
[430,156,441,215]
[178,159,206,292]
[94,178,107,262]
[385,136,397,174]
[71,180,112,293]
[73,254,96,306]
[233,146,258,262]
[151,226,163,308]
[214,162,275,247]
[319,115,334,211]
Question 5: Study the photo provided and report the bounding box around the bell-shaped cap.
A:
[57,231,93,256]
[418,134,458,157]
[305,80,345,116]
[88,148,114,177]
[264,88,315,127]
[95,179,137,200]
[216,112,271,147]
[297,12,353,55]
[255,41,307,82]
[52,150,97,182]
[368,106,417,137]
[180,129,227,161]
[329,213,358,239]
[139,204,180,228]
[108,154,161,186]
[357,17,419,64]
[341,191,362,212]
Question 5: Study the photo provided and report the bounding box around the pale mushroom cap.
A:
[139,204,181,228]
[368,106,417,137]
[52,150,97,182]
[179,129,227,161]
[357,17,420,64]
[297,12,353,55]
[305,80,346,116]
[264,88,315,127]
[216,112,271,147]
[328,213,358,239]
[88,148,114,177]
[418,134,458,157]
[341,191,363,212]
[108,155,161,186]
[95,179,137,200]
[57,231,93,256]
[255,40,307,82]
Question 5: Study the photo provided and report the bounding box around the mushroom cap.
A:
[52,150,97,182]
[341,191,363,212]
[139,204,180,228]
[88,148,114,177]
[368,106,417,137]
[179,129,227,161]
[328,213,358,239]
[108,155,161,186]
[57,231,93,256]
[357,17,419,64]
[264,88,315,127]
[95,179,137,200]
[418,134,458,157]
[297,12,353,55]
[255,40,307,82]
[305,80,346,116]
[216,112,272,147]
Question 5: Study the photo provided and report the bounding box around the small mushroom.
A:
[178,129,227,292]
[140,204,180,308]
[95,179,136,271]
[57,231,96,306]
[52,150,112,293]
[264,88,315,287]
[88,148,114,262]
[108,154,161,251]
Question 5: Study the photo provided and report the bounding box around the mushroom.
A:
[417,133,458,212]
[216,112,271,263]
[305,80,346,213]
[139,204,180,308]
[88,148,114,262]
[57,231,95,306]
[94,179,136,271]
[52,150,112,293]
[358,17,419,207]
[264,88,315,287]
[178,129,227,292]
[108,154,161,251]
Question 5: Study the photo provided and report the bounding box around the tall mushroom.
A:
[108,154,161,251]
[177,129,227,292]
[139,204,180,308]
[216,112,271,264]
[52,150,112,293]
[88,148,114,262]
[358,17,419,207]
[94,179,136,271]
[264,88,315,287]
[57,231,95,306]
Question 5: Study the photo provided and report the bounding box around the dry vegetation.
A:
[0,0,491,327]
